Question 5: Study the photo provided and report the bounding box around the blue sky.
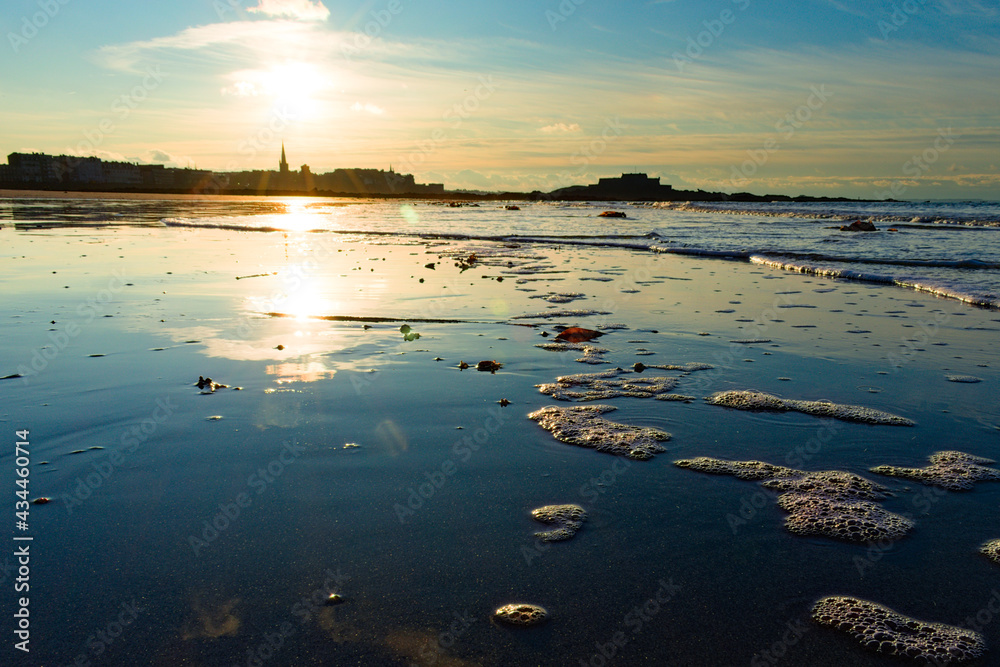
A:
[2,0,998,198]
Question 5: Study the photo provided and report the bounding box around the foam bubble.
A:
[812,596,986,663]
[493,603,549,627]
[674,458,913,542]
[946,374,983,383]
[980,539,1000,564]
[537,368,680,401]
[529,405,670,460]
[871,451,1000,490]
[531,504,587,542]
[706,390,915,426]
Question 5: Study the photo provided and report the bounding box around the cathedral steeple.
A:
[279,143,289,174]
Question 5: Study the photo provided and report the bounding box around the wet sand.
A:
[3,222,1000,666]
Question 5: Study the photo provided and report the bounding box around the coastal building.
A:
[551,172,675,201]
[0,147,445,196]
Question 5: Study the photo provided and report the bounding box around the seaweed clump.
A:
[674,457,914,542]
[812,596,986,664]
[531,504,587,542]
[706,390,914,426]
[871,451,1000,491]
[528,405,670,460]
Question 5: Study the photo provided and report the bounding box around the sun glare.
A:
[261,62,327,119]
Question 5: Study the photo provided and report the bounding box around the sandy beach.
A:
[3,200,1000,666]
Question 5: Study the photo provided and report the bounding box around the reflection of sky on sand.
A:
[159,325,384,382]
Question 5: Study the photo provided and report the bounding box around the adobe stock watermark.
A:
[726,420,844,535]
[546,0,586,31]
[876,0,929,40]
[578,578,682,666]
[61,396,177,515]
[749,617,810,667]
[523,456,634,566]
[392,75,499,181]
[196,105,295,194]
[552,117,624,189]
[62,596,145,666]
[854,484,948,578]
[961,589,1000,636]
[681,289,799,396]
[8,0,72,53]
[874,128,958,200]
[235,567,351,667]
[70,66,165,159]
[340,0,405,59]
[885,310,950,371]
[15,269,129,385]
[188,440,306,556]
[672,0,752,72]
[393,407,508,524]
[730,85,833,188]
[408,609,477,666]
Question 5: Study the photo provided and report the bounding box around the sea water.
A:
[2,195,999,666]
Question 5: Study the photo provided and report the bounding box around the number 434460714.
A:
[16,429,30,521]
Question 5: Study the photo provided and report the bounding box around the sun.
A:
[227,61,328,120]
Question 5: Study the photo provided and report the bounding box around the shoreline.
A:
[4,217,1000,666]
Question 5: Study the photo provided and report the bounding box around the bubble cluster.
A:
[531,504,587,542]
[812,596,986,664]
[980,539,1000,565]
[674,456,802,481]
[493,603,549,627]
[528,404,670,460]
[706,390,915,426]
[871,451,1000,490]
[537,368,680,401]
[945,374,983,383]
[674,458,913,542]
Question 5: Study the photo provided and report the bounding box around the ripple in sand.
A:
[706,390,914,426]
[529,405,670,460]
[531,504,586,542]
[537,368,679,401]
[674,457,913,542]
[812,596,986,664]
[871,451,1000,490]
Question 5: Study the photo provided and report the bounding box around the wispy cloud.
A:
[539,123,581,133]
[351,102,385,115]
[247,0,330,22]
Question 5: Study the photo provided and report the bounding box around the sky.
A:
[1,0,998,198]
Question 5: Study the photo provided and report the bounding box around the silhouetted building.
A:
[0,148,445,195]
[551,173,674,201]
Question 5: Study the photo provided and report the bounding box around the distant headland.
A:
[0,149,864,203]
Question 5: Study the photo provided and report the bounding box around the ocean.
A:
[7,196,1000,308]
[2,194,999,666]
